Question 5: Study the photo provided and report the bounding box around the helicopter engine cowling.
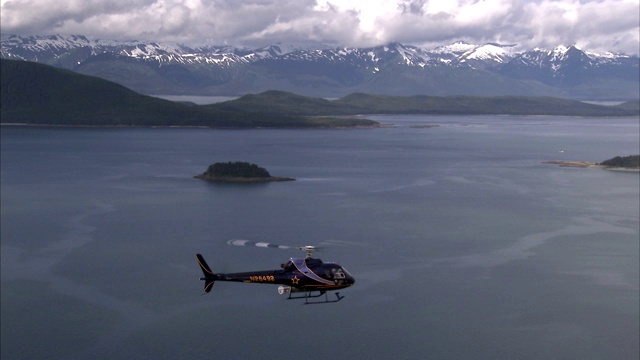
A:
[278,286,304,295]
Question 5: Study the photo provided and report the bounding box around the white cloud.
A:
[1,0,638,54]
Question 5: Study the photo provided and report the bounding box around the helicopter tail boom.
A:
[196,254,216,293]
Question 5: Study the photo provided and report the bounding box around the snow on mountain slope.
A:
[2,34,637,99]
[460,43,516,63]
[2,34,633,71]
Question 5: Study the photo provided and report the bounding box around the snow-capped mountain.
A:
[1,34,638,99]
[498,44,638,89]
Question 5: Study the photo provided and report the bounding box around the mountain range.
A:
[1,34,638,100]
[2,59,637,128]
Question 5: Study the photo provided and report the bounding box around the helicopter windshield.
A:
[324,265,352,280]
[282,260,295,272]
[339,266,353,279]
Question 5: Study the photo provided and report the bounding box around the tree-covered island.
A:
[194,162,295,182]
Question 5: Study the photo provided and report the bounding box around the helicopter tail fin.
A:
[196,253,216,293]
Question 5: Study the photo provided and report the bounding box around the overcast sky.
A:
[1,0,638,55]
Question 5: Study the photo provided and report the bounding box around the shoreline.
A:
[193,174,296,182]
[543,160,639,171]
[0,122,380,130]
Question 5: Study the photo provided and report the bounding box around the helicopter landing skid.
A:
[287,291,345,304]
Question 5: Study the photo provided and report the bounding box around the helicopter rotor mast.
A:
[295,245,318,258]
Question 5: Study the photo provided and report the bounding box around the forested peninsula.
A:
[1,59,638,129]
[599,155,640,169]
[0,60,376,128]
[544,155,640,170]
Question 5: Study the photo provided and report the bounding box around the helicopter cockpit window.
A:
[341,267,353,279]
[282,261,295,272]
[326,267,346,279]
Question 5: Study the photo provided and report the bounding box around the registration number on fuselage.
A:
[249,275,275,282]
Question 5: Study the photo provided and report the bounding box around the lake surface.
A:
[149,95,238,104]
[1,115,639,360]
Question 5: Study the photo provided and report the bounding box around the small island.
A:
[544,155,640,171]
[194,161,295,183]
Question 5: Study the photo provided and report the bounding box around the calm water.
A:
[149,95,238,104]
[2,115,639,360]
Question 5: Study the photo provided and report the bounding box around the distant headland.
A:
[544,155,639,171]
[194,161,295,183]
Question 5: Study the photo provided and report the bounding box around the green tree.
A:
[206,162,272,178]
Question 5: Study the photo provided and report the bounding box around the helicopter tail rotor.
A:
[196,253,216,293]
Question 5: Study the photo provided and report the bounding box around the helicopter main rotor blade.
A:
[227,239,292,250]
[226,240,323,258]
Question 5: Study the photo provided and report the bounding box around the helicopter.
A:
[196,240,355,304]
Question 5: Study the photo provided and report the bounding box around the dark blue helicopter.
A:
[196,240,355,304]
